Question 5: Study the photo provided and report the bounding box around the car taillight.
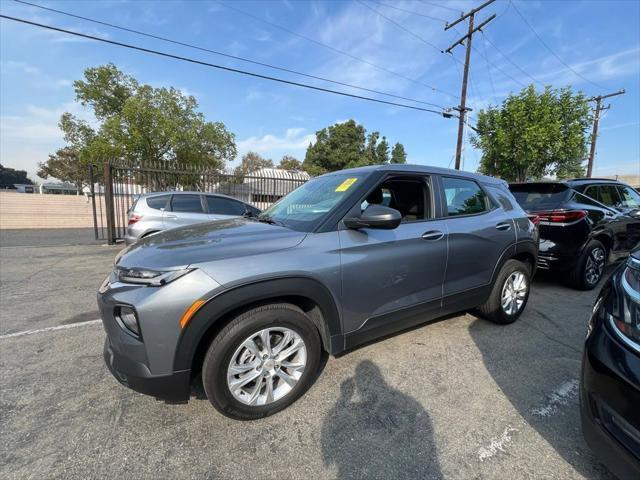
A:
[536,210,587,223]
[128,214,143,225]
[527,214,540,226]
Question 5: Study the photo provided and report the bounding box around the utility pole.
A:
[445,0,496,170]
[586,89,625,177]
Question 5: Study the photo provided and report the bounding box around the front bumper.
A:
[97,268,221,402]
[581,313,640,479]
[104,337,191,402]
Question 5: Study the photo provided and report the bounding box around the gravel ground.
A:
[0,233,617,479]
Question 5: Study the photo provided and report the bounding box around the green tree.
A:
[0,164,33,187]
[391,142,407,164]
[40,64,236,185]
[471,85,591,181]
[375,136,389,164]
[235,151,274,177]
[37,148,87,190]
[303,120,404,175]
[278,155,303,171]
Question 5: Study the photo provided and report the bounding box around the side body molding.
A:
[173,276,343,372]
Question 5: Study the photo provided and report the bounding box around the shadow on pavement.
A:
[468,274,616,479]
[321,360,442,480]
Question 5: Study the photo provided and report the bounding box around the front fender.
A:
[172,276,343,372]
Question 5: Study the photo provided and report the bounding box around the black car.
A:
[509,179,640,289]
[581,250,640,479]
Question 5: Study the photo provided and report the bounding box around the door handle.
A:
[495,222,512,231]
[421,230,444,241]
[165,214,178,219]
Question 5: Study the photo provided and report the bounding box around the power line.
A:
[510,1,608,90]
[420,1,463,15]
[480,32,498,103]
[357,0,443,54]
[376,1,448,23]
[12,0,444,109]
[218,0,456,99]
[481,30,544,87]
[0,14,450,116]
[449,23,527,89]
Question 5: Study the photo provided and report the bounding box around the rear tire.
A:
[476,259,531,325]
[202,303,322,420]
[568,240,606,290]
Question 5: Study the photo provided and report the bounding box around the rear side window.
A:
[509,183,570,211]
[146,194,170,210]
[170,194,204,213]
[487,185,515,211]
[585,185,622,208]
[206,196,246,216]
[442,177,488,216]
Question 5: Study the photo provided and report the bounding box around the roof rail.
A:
[565,177,619,182]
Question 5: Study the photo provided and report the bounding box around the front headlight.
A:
[608,257,640,352]
[116,267,194,286]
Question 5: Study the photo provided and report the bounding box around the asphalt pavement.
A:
[0,233,617,479]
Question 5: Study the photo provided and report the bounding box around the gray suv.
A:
[125,191,260,245]
[98,165,538,419]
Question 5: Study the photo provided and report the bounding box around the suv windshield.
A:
[509,183,571,211]
[258,172,366,232]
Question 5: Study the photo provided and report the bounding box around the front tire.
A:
[476,259,531,324]
[568,240,606,290]
[202,303,322,420]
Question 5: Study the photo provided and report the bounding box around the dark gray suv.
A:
[98,164,538,419]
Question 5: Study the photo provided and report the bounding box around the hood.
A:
[116,218,306,270]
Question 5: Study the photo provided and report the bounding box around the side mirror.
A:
[344,204,402,230]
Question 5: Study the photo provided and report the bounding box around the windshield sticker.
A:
[335,178,358,192]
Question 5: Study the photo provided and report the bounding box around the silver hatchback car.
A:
[125,191,260,245]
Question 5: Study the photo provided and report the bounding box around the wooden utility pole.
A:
[445,0,496,170]
[586,89,625,177]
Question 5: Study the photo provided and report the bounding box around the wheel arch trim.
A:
[172,276,342,372]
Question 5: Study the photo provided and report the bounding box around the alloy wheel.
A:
[585,247,605,286]
[501,271,528,316]
[226,327,307,406]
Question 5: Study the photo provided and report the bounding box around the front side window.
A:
[360,177,429,222]
[443,177,489,216]
[258,172,367,232]
[170,194,204,213]
[617,185,640,209]
[207,196,246,216]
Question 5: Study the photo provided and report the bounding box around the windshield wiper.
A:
[256,215,285,226]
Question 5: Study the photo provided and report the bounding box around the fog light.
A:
[116,306,140,338]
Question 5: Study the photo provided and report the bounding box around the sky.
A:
[1,0,639,182]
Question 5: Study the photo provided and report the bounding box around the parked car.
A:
[125,191,261,245]
[509,178,640,290]
[98,165,538,419]
[581,249,640,479]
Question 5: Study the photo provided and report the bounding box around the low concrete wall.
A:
[0,191,95,229]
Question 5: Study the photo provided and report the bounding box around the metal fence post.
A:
[89,164,99,240]
[103,162,116,245]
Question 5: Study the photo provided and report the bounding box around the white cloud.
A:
[1,60,72,90]
[299,1,452,103]
[0,102,96,180]
[236,128,316,160]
